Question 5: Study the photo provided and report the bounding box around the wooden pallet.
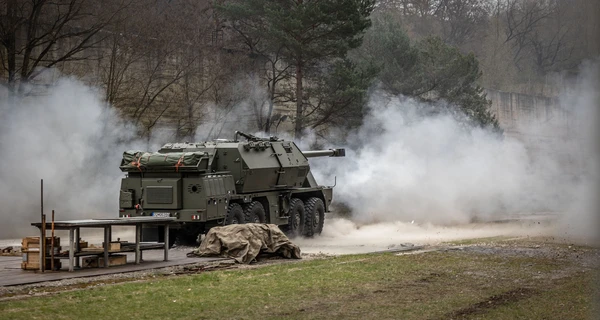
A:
[21,251,62,270]
[82,255,127,268]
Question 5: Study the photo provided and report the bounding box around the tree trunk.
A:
[6,32,16,93]
[106,36,118,104]
[5,0,18,93]
[294,60,304,140]
[265,99,273,134]
[264,59,279,135]
[19,2,43,94]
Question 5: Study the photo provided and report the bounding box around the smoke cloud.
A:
[0,74,270,239]
[0,62,596,248]
[0,78,144,238]
[193,74,269,141]
[310,60,598,246]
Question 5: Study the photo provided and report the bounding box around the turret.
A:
[119,131,345,194]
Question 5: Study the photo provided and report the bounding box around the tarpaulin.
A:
[120,150,205,168]
[188,224,301,264]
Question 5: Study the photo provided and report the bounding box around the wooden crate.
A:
[22,246,60,254]
[100,241,121,252]
[22,237,60,249]
[21,251,61,270]
[82,254,127,268]
[81,241,121,253]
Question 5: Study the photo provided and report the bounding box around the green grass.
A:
[443,236,511,246]
[1,248,597,320]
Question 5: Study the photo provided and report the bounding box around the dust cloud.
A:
[294,217,553,254]
[309,60,599,248]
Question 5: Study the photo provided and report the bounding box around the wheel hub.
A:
[293,212,300,228]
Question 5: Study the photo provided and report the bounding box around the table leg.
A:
[75,227,80,268]
[103,227,109,268]
[135,224,141,264]
[39,227,44,272]
[69,228,75,272]
[163,225,169,261]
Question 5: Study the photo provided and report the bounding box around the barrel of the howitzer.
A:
[303,148,345,158]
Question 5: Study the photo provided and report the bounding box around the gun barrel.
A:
[303,148,345,158]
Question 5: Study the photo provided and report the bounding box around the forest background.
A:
[1,0,597,143]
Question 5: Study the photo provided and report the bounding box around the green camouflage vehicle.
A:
[118,131,345,244]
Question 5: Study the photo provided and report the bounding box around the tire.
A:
[304,197,325,237]
[287,198,305,238]
[225,203,245,225]
[243,201,266,223]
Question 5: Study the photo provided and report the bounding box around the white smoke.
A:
[0,78,146,238]
[310,60,599,246]
[314,96,537,224]
[193,74,268,141]
[0,63,596,249]
[551,60,599,245]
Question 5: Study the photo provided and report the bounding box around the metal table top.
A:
[31,217,176,228]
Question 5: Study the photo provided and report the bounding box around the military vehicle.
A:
[118,131,345,244]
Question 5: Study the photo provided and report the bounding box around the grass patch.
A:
[0,248,597,320]
[443,236,512,246]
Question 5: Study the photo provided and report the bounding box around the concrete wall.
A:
[486,89,588,176]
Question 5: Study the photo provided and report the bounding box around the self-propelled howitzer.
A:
[118,131,345,244]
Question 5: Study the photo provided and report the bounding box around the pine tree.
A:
[217,0,375,139]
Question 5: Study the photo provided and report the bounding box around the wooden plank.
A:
[0,253,232,287]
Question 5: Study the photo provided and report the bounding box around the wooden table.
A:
[31,217,176,272]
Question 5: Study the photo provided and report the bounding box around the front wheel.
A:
[243,201,266,223]
[225,203,245,225]
[287,198,305,238]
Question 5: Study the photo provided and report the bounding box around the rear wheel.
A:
[287,198,305,238]
[304,197,325,237]
[225,203,245,225]
[243,201,266,223]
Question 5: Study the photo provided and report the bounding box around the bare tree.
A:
[97,0,220,138]
[377,0,490,49]
[437,0,490,46]
[0,0,128,93]
[501,0,553,70]
[221,10,293,134]
[102,31,143,107]
[502,0,577,75]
